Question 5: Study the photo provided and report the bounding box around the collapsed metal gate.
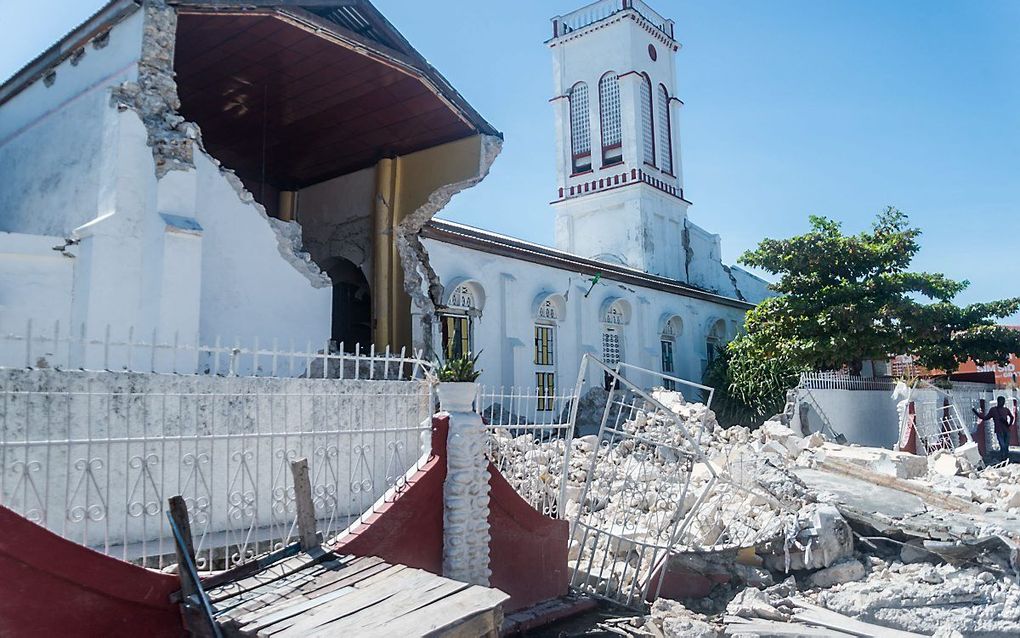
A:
[565,356,784,608]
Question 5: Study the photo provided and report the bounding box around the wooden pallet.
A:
[204,547,509,638]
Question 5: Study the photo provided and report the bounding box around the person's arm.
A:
[973,407,988,420]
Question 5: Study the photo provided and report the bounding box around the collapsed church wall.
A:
[0,1,331,356]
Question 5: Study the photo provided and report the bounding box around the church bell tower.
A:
[549,0,689,280]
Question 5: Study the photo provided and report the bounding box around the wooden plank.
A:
[289,458,319,551]
[234,563,410,629]
[215,562,341,620]
[168,495,198,599]
[263,568,434,637]
[424,608,499,638]
[231,585,357,636]
[723,619,856,637]
[207,547,334,603]
[357,585,509,638]
[201,543,302,593]
[276,558,391,602]
[235,561,395,633]
[298,578,468,635]
[788,598,928,638]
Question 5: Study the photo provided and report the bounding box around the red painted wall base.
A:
[0,505,183,638]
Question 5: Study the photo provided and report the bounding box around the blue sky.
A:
[2,0,1018,319]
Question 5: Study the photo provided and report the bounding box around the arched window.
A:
[657,84,673,174]
[599,72,623,166]
[538,299,557,320]
[568,82,591,174]
[442,282,483,360]
[706,318,727,367]
[660,315,683,389]
[640,74,655,166]
[449,284,475,309]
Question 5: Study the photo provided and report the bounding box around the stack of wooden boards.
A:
[203,547,509,637]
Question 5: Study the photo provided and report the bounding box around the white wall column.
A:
[438,383,491,586]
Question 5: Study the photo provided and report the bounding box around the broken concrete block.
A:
[1001,487,1020,510]
[900,538,933,564]
[954,442,983,468]
[764,504,853,572]
[808,558,866,588]
[930,452,961,477]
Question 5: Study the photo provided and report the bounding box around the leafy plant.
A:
[703,342,805,427]
[435,352,483,382]
[725,207,1020,424]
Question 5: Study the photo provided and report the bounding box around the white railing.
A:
[0,368,433,570]
[478,386,576,518]
[553,0,674,39]
[799,372,898,391]
[0,319,431,380]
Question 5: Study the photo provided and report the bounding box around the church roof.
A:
[0,0,499,146]
[422,219,753,310]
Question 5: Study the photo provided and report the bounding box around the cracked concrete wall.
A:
[296,166,376,286]
[0,1,330,349]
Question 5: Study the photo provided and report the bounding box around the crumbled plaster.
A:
[110,0,195,178]
[108,1,328,288]
[394,134,503,355]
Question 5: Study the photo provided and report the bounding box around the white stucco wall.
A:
[296,165,376,284]
[0,233,75,365]
[792,387,903,449]
[424,234,748,392]
[0,7,331,364]
[0,9,143,237]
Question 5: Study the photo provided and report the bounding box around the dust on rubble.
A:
[490,388,1020,637]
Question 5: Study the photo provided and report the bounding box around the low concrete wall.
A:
[0,368,431,566]
[792,387,901,449]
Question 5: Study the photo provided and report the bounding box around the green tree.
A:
[716,208,1020,424]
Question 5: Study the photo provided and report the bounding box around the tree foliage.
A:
[716,208,1020,425]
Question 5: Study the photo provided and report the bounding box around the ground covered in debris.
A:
[491,389,1020,637]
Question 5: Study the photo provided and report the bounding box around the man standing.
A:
[974,396,1015,463]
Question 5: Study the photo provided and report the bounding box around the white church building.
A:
[0,0,768,393]
[422,0,770,394]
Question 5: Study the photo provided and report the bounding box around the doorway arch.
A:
[325,258,371,352]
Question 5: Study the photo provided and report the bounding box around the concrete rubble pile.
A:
[488,388,1020,637]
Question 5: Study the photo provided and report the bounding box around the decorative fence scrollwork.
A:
[0,367,433,570]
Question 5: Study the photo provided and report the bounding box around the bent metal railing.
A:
[0,367,434,570]
[565,355,786,609]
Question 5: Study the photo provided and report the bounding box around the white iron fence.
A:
[0,367,434,570]
[0,319,431,380]
[478,385,577,518]
[566,356,785,609]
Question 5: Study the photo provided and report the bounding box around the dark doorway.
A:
[326,259,371,353]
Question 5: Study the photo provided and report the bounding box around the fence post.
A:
[437,381,491,587]
[289,458,319,551]
[167,495,197,599]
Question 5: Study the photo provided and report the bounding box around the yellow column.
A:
[371,157,395,347]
